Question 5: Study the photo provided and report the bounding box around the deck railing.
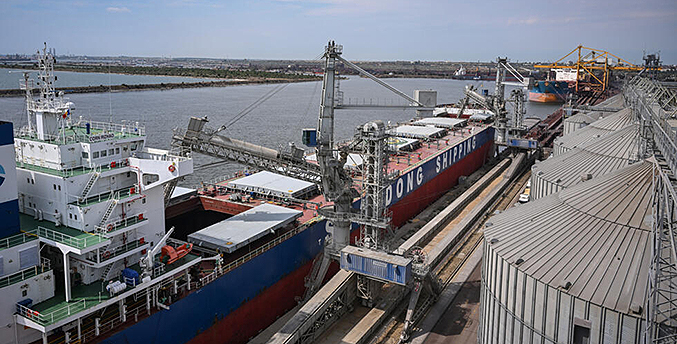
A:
[95,213,147,234]
[0,232,38,250]
[72,184,140,207]
[0,258,51,289]
[14,120,144,145]
[25,226,107,249]
[95,240,144,263]
[134,147,190,162]
[17,299,88,326]
[19,158,130,179]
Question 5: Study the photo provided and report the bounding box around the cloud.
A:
[506,15,584,26]
[507,16,540,25]
[273,0,409,16]
[106,6,131,13]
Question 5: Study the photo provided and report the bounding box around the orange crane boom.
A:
[534,45,646,93]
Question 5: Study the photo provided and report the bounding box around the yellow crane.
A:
[535,45,644,94]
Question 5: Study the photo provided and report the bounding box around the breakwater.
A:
[0,77,319,97]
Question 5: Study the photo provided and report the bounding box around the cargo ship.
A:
[2,45,495,344]
[528,80,571,103]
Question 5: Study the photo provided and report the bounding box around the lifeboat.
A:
[160,243,193,265]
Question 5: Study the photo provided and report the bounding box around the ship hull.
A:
[100,127,495,344]
[528,91,561,103]
[528,80,570,103]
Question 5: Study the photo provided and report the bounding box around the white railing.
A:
[95,212,147,234]
[85,120,145,137]
[93,240,144,263]
[134,147,190,162]
[198,270,219,287]
[41,257,51,270]
[72,184,140,207]
[14,127,85,145]
[25,226,107,249]
[17,299,87,326]
[152,263,166,278]
[19,157,129,179]
[0,258,51,289]
[14,119,145,146]
[0,232,37,250]
[626,77,677,173]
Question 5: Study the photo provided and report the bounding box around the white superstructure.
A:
[0,44,201,344]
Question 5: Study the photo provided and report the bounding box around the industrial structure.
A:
[553,107,634,155]
[535,45,643,98]
[531,123,641,200]
[171,41,504,343]
[480,74,677,343]
[561,94,625,135]
[1,44,205,344]
[5,42,673,344]
[482,160,652,343]
[455,58,530,143]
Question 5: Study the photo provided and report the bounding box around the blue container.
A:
[340,246,412,285]
[121,268,140,286]
[86,122,91,134]
[302,129,317,147]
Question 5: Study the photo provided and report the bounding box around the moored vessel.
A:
[2,44,495,344]
[528,80,571,103]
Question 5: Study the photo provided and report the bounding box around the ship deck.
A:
[18,159,132,178]
[20,214,109,249]
[24,254,200,326]
[383,124,488,175]
[199,122,491,222]
[15,122,144,146]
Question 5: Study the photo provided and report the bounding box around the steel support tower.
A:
[625,76,677,343]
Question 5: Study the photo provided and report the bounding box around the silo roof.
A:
[593,93,625,109]
[554,107,633,153]
[533,124,641,189]
[485,160,653,316]
[565,111,606,125]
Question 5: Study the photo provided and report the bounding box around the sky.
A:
[0,0,675,64]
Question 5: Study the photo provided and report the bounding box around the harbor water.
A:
[0,74,559,187]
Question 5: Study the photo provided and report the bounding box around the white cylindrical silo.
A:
[531,123,640,200]
[553,107,633,156]
[480,161,651,344]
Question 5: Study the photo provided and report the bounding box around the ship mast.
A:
[25,43,72,142]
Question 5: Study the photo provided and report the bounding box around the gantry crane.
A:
[535,45,643,95]
[456,58,528,144]
[173,41,435,301]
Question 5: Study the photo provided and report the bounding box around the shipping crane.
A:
[173,41,435,301]
[455,58,529,144]
[535,45,643,95]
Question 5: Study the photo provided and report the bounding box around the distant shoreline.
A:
[0,67,227,81]
[0,78,319,97]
